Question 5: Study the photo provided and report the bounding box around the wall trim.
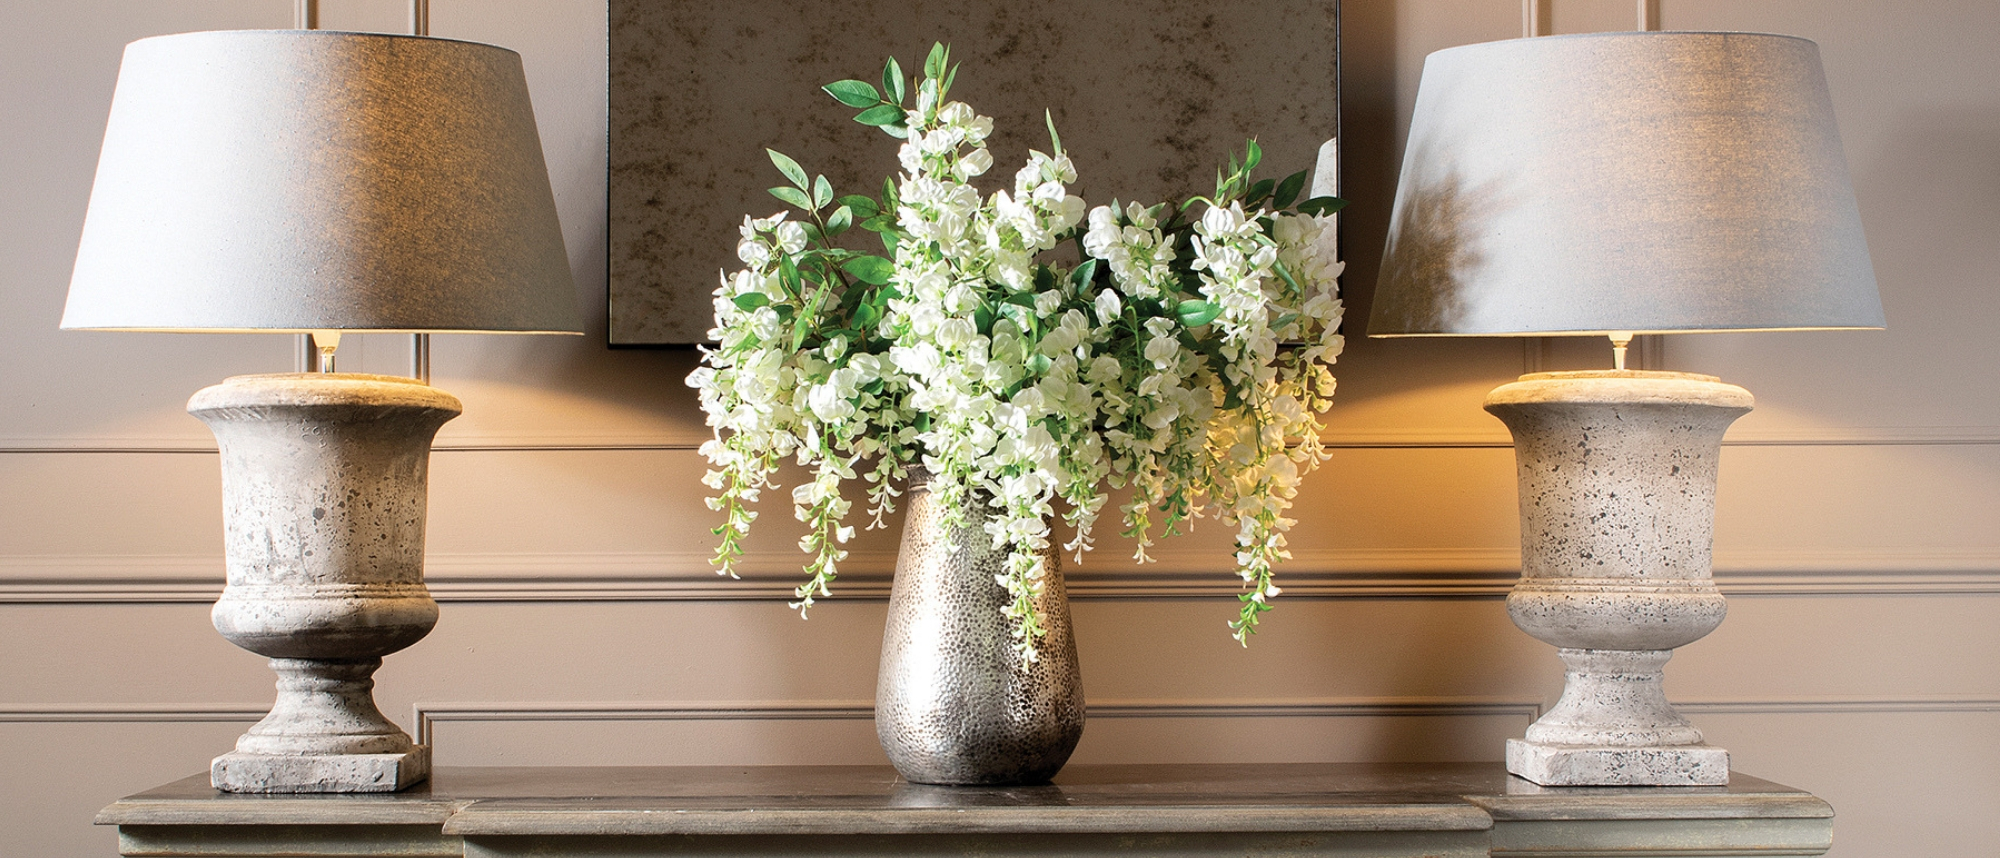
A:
[406,695,2000,747]
[5,423,1997,454]
[6,549,1998,603]
[409,697,1547,746]
[7,696,1994,734]
[0,703,266,723]
[1675,697,2000,715]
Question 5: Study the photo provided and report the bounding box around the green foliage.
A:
[768,185,812,211]
[822,79,880,108]
[703,42,1352,660]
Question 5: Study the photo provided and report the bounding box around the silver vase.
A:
[875,476,1085,785]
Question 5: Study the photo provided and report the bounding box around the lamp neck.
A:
[1609,331,1635,371]
[310,330,342,373]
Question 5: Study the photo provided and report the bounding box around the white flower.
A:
[691,60,1349,658]
[957,147,993,179]
[737,238,771,269]
[775,220,809,254]
[1093,289,1122,325]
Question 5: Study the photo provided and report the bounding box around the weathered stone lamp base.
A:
[1505,649,1730,786]
[188,373,461,793]
[210,657,433,793]
[1485,371,1752,787]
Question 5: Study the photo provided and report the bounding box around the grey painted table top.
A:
[99,762,1831,837]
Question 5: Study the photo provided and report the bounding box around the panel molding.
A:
[5,423,1997,454]
[1675,697,2000,715]
[0,703,265,723]
[6,549,1999,603]
[406,695,2000,746]
[409,697,1547,746]
[9,696,1994,730]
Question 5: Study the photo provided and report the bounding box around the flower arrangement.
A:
[689,44,1347,660]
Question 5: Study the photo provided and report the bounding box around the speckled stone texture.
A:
[876,476,1084,785]
[188,373,461,793]
[1485,371,1751,786]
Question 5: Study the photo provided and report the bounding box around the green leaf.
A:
[837,194,880,219]
[1068,258,1098,291]
[853,104,905,126]
[1245,178,1275,206]
[1044,109,1063,154]
[790,308,811,353]
[823,79,880,108]
[768,186,812,211]
[767,149,808,190]
[1273,260,1302,293]
[841,255,894,285]
[731,292,770,311]
[778,255,801,296]
[1296,195,1350,216]
[1004,292,1040,309]
[883,57,905,104]
[973,304,995,336]
[812,175,833,210]
[924,42,947,80]
[879,122,910,139]
[1244,139,1263,172]
[1177,299,1224,328]
[1274,170,1308,209]
[854,299,882,329]
[879,229,900,255]
[825,205,853,235]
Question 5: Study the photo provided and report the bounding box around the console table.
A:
[98,763,1833,857]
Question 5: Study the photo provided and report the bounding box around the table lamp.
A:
[63,30,582,792]
[1371,32,1882,786]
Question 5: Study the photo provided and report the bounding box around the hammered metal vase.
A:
[875,476,1085,785]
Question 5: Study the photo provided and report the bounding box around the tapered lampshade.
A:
[62,29,583,334]
[1370,31,1883,337]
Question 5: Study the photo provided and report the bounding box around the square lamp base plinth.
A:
[1507,738,1728,786]
[211,746,431,793]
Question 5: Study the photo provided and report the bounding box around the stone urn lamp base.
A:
[1485,370,1752,787]
[189,373,461,793]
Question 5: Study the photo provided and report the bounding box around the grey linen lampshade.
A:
[1370,32,1883,337]
[63,30,582,334]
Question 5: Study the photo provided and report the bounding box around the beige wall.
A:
[3,1,1996,856]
